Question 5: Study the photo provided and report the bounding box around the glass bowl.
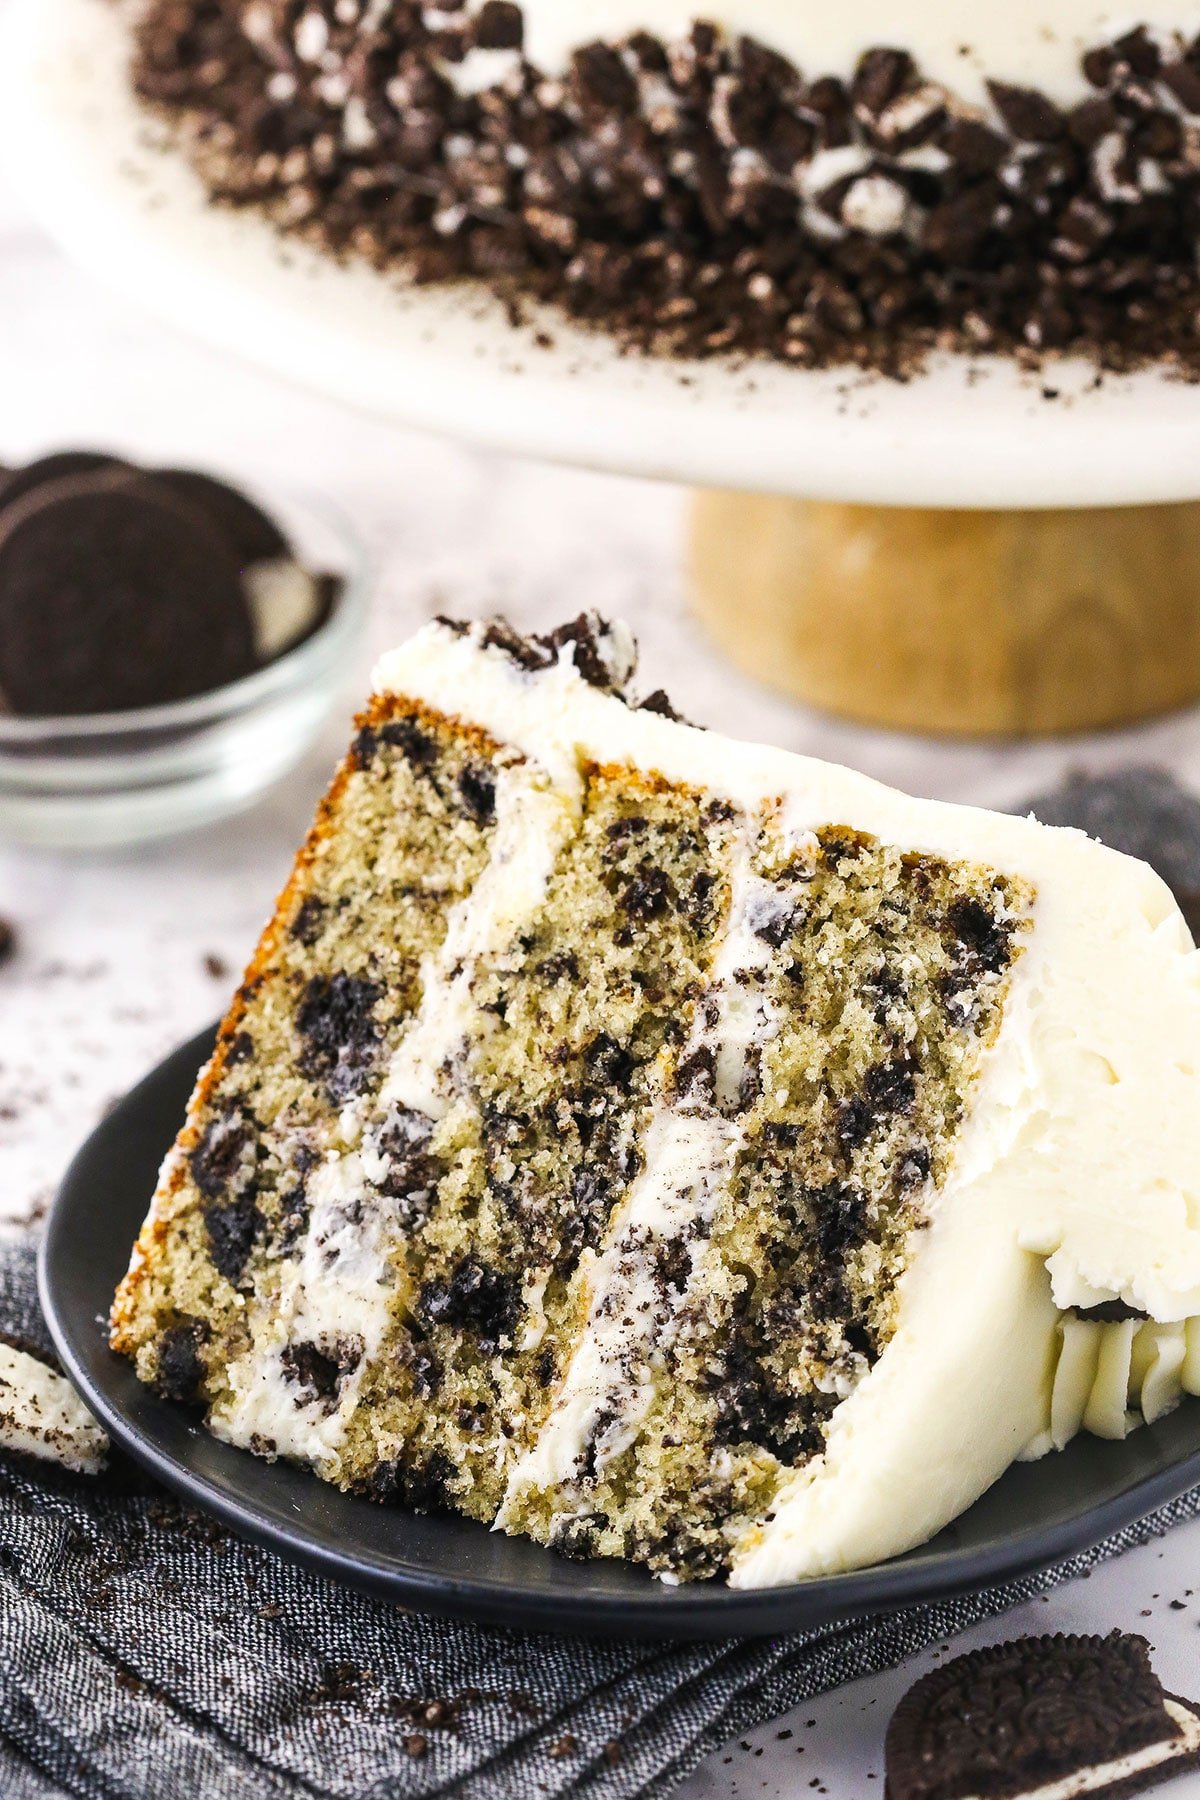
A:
[0,484,369,850]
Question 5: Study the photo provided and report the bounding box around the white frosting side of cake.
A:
[0,1343,107,1475]
[468,1,1200,106]
[1027,1310,1195,1452]
[375,619,1200,1585]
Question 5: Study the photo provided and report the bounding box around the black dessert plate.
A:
[41,1026,1200,1641]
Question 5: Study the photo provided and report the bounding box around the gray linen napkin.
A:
[3,766,1199,1800]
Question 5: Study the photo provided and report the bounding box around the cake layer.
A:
[113,616,1200,1584]
[132,0,1200,371]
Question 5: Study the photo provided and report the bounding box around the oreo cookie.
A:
[0,470,256,715]
[886,1632,1200,1799]
[155,467,289,569]
[0,450,130,511]
[0,450,342,715]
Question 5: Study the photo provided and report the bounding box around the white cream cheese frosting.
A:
[456,0,1200,105]
[374,618,1200,1585]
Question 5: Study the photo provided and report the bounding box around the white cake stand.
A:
[7,0,1200,733]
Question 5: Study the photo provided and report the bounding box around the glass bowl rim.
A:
[0,482,370,745]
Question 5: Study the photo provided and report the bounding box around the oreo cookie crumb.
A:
[419,1256,522,1352]
[153,1320,208,1404]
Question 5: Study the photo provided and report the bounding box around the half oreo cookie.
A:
[885,1632,1200,1799]
[0,450,131,511]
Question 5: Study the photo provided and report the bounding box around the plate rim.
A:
[37,1025,1200,1641]
[8,0,1200,510]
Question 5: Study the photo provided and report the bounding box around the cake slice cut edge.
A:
[111,614,1200,1586]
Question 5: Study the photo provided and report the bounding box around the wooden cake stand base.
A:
[690,493,1200,738]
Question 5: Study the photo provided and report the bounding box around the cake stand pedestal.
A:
[690,495,1200,735]
[8,0,1200,739]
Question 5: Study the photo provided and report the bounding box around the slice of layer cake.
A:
[886,1633,1200,1800]
[111,615,1200,1585]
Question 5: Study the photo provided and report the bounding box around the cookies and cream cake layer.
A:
[112,616,1200,1585]
[134,0,1200,370]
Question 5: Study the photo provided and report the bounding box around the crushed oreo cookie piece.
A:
[280,1339,344,1408]
[457,612,663,705]
[541,614,637,692]
[473,614,636,689]
[419,1255,522,1352]
[131,6,1200,374]
[153,1319,209,1405]
[886,1632,1200,1799]
[457,763,497,824]
[0,916,15,966]
[1073,1298,1151,1324]
[203,1190,265,1286]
